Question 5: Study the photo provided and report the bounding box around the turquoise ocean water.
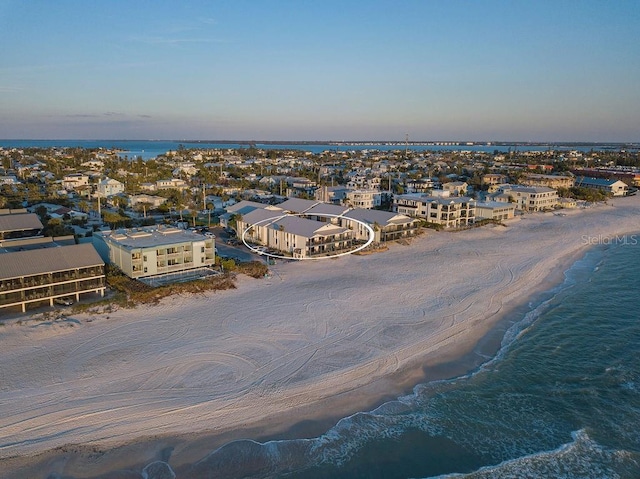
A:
[175,240,640,478]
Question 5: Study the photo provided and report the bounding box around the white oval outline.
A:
[240,212,375,261]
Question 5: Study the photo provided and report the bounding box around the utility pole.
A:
[405,133,409,158]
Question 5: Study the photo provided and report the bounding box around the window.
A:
[143,255,147,262]
[144,267,148,273]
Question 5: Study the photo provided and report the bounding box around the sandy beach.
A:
[1,196,639,478]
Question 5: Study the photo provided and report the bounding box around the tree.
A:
[103,211,127,229]
[136,201,153,218]
[78,200,90,213]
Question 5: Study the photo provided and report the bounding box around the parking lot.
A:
[209,226,260,263]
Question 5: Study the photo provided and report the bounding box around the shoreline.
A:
[1,198,639,478]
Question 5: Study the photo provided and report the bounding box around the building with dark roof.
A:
[0,211,105,313]
[575,177,629,196]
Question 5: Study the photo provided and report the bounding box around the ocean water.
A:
[0,139,628,159]
[170,240,640,479]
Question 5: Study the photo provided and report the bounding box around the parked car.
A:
[54,297,74,306]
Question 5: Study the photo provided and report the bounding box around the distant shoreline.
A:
[1,139,638,148]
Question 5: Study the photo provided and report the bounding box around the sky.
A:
[1,0,639,142]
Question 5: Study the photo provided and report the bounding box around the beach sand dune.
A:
[1,197,639,478]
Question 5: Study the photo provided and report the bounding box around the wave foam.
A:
[427,430,640,479]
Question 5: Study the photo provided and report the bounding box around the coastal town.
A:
[0,144,638,314]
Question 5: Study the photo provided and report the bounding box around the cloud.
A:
[64,114,100,118]
[198,17,218,26]
[129,35,227,45]
[61,112,149,119]
[0,86,23,93]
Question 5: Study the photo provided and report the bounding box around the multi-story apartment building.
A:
[340,209,420,243]
[520,174,575,189]
[0,211,105,313]
[344,189,382,209]
[93,226,215,281]
[575,177,629,197]
[498,186,559,212]
[393,194,476,228]
[237,208,353,259]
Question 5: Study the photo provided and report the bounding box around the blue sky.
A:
[1,0,639,141]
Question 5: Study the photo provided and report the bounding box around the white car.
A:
[54,297,74,306]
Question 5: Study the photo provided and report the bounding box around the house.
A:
[499,186,559,212]
[344,189,383,209]
[488,183,513,194]
[96,177,124,197]
[475,201,516,221]
[482,174,508,187]
[49,206,88,221]
[393,194,476,228]
[0,175,21,185]
[575,177,629,197]
[172,163,198,177]
[314,186,349,204]
[128,194,167,210]
[442,181,469,196]
[0,211,105,313]
[62,173,90,191]
[139,182,157,192]
[80,160,104,170]
[156,178,188,191]
[93,225,215,281]
[558,197,578,209]
[405,178,439,193]
[284,177,317,198]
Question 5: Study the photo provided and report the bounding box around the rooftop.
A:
[0,212,43,233]
[95,226,212,250]
[343,208,414,226]
[0,243,104,281]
